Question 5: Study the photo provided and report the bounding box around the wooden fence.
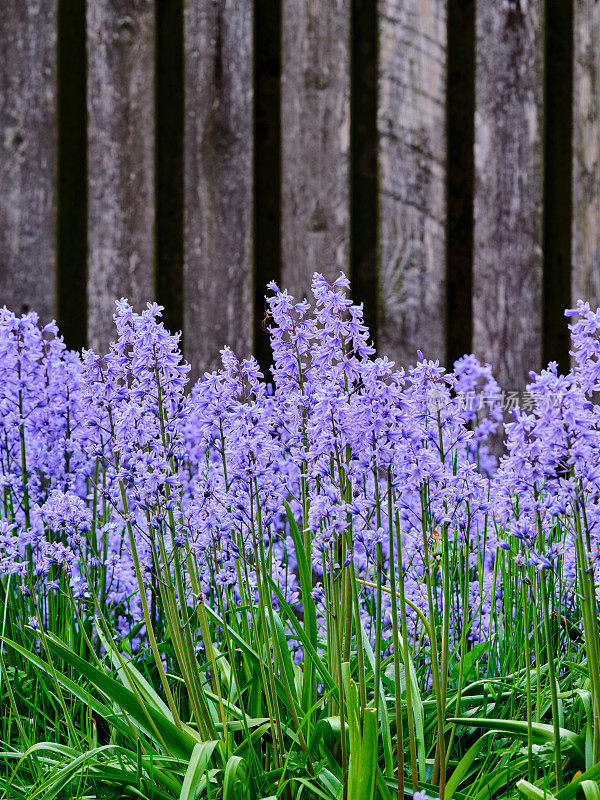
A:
[0,1,598,390]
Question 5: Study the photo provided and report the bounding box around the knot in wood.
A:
[115,16,135,45]
[304,67,329,91]
[5,126,27,155]
[309,202,328,232]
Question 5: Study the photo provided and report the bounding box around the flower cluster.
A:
[0,275,599,666]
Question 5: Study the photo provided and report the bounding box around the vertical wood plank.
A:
[378,0,447,367]
[281,0,351,302]
[87,0,155,353]
[472,1,544,390]
[0,1,57,321]
[184,0,253,376]
[572,0,600,307]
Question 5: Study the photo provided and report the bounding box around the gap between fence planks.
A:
[0,2,57,324]
[378,0,447,369]
[184,0,253,378]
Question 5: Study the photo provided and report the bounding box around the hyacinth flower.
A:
[6,277,600,798]
[0,277,501,797]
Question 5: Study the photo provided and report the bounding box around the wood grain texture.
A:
[473,0,544,390]
[0,1,57,321]
[378,0,447,367]
[572,0,600,307]
[184,0,253,377]
[281,0,350,303]
[87,0,155,352]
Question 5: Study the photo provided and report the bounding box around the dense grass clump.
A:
[1,275,600,799]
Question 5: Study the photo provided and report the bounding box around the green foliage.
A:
[0,484,595,799]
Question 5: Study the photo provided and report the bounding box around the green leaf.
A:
[579,781,600,800]
[317,768,343,799]
[203,604,304,716]
[398,633,426,781]
[97,627,174,720]
[271,609,299,705]
[445,731,493,796]
[358,614,393,775]
[233,721,271,759]
[264,573,338,698]
[572,689,594,771]
[309,715,344,758]
[33,633,199,760]
[472,765,520,800]
[449,717,585,766]
[284,499,318,713]
[24,744,119,800]
[212,644,233,694]
[357,708,378,800]
[375,768,394,800]
[2,637,131,739]
[517,780,557,800]
[555,762,600,800]
[180,741,223,800]
[283,775,340,800]
[342,663,378,800]
[223,754,250,800]
[450,642,490,684]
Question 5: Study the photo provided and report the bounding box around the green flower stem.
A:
[240,549,283,771]
[539,570,563,790]
[248,494,287,765]
[152,528,209,736]
[445,540,471,772]
[521,576,534,782]
[420,493,446,797]
[256,526,315,776]
[355,579,434,644]
[387,482,405,800]
[574,506,600,763]
[372,442,383,727]
[374,540,383,715]
[118,482,181,728]
[394,510,419,792]
[70,562,158,750]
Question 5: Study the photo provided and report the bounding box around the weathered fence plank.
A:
[281,0,350,303]
[378,0,447,367]
[0,1,57,321]
[572,0,600,308]
[1,0,599,384]
[184,0,253,376]
[472,1,544,391]
[87,0,155,353]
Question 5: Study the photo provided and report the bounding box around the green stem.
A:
[387,481,405,800]
[539,571,563,790]
[420,493,446,797]
[521,575,534,782]
[395,511,419,791]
